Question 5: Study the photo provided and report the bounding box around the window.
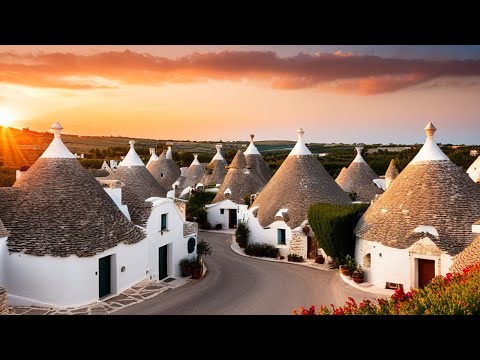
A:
[386,282,403,290]
[220,209,224,214]
[187,238,196,254]
[363,253,371,268]
[161,173,164,177]
[277,229,286,245]
[161,213,168,231]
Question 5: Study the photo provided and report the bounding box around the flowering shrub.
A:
[293,262,480,315]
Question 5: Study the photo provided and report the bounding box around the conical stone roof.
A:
[202,160,227,186]
[355,123,480,256]
[335,146,383,202]
[0,123,144,257]
[147,149,181,190]
[450,233,480,273]
[0,217,9,238]
[105,141,168,226]
[251,128,351,229]
[244,134,272,186]
[213,150,264,204]
[385,159,400,190]
[182,154,205,188]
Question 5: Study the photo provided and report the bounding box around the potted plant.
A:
[341,254,357,277]
[191,238,212,279]
[191,257,203,279]
[352,265,364,283]
[179,257,193,277]
[339,264,351,276]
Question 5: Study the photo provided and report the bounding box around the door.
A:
[418,259,435,288]
[307,236,317,259]
[229,209,237,229]
[158,245,168,280]
[99,256,111,298]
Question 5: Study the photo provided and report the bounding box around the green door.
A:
[99,256,111,298]
[158,245,168,280]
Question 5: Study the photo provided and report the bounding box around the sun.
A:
[0,108,15,127]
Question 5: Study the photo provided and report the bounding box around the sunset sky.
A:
[1,45,480,144]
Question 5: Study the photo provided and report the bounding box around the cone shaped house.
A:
[0,123,146,308]
[244,134,272,186]
[105,141,168,226]
[335,146,383,202]
[147,146,181,191]
[354,122,480,290]
[213,150,264,204]
[251,128,351,229]
[202,144,227,186]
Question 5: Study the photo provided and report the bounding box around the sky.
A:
[0,45,480,144]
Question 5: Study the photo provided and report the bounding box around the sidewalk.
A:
[8,267,207,315]
[230,236,392,297]
[230,237,331,271]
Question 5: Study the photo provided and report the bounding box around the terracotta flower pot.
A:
[340,265,351,276]
[352,277,364,284]
[191,267,203,279]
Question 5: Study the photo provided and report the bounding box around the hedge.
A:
[307,203,369,260]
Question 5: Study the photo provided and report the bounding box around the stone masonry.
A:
[289,231,307,259]
[0,287,8,315]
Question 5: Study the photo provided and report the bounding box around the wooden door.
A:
[418,259,435,288]
[307,236,317,259]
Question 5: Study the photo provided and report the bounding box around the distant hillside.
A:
[0,126,253,169]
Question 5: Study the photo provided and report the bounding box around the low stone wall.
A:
[0,287,7,315]
[289,231,307,259]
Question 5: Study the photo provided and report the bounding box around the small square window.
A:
[220,209,224,214]
[161,213,168,231]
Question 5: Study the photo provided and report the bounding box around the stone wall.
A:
[174,199,187,218]
[183,221,198,237]
[0,287,7,315]
[289,231,307,259]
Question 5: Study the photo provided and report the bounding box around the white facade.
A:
[0,237,147,308]
[0,196,198,308]
[467,155,480,183]
[355,237,454,291]
[242,209,295,257]
[145,197,198,279]
[206,199,248,230]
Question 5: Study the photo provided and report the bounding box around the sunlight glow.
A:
[0,108,15,127]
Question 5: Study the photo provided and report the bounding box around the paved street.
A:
[115,232,380,315]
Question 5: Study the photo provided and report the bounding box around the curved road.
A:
[115,232,380,315]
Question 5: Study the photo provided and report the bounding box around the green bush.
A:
[308,203,369,260]
[245,243,279,258]
[287,254,304,262]
[78,159,105,169]
[235,220,250,248]
[186,191,215,229]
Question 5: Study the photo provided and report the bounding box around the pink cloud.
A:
[0,50,479,94]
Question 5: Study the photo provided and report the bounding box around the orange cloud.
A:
[1,50,480,94]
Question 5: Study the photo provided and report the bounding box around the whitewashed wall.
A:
[206,200,248,230]
[145,198,197,279]
[104,187,131,220]
[0,237,147,308]
[355,237,453,291]
[242,212,293,257]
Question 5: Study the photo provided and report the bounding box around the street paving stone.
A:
[6,276,196,316]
